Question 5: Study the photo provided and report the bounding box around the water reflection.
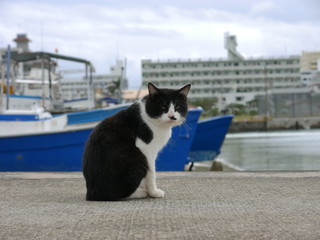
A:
[219,130,320,171]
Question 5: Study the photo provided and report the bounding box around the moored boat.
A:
[0,108,67,136]
[156,108,203,171]
[0,108,203,171]
[65,104,130,125]
[188,115,234,169]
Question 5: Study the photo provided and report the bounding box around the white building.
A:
[141,33,301,108]
[300,51,320,86]
[60,60,127,102]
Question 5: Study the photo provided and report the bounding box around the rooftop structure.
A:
[224,32,244,61]
[13,33,31,53]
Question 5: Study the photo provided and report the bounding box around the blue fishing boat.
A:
[65,104,130,125]
[0,126,93,171]
[188,115,234,169]
[0,108,203,171]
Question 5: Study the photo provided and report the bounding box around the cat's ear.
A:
[178,84,191,97]
[148,83,160,95]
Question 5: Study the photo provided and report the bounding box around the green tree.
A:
[190,98,219,118]
[108,79,120,95]
[225,103,246,116]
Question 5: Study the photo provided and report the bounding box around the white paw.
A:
[148,188,165,198]
[127,188,148,199]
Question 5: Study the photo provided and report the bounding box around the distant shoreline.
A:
[229,116,320,132]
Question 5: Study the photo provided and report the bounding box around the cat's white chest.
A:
[136,128,171,160]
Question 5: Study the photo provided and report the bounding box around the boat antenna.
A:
[40,23,44,51]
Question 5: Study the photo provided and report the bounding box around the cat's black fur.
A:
[83,83,190,201]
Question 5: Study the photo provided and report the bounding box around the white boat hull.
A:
[0,115,67,137]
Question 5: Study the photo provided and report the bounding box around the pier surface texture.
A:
[0,172,319,240]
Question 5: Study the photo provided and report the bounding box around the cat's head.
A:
[143,83,191,127]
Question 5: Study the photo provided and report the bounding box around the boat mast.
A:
[90,63,94,109]
[6,45,11,110]
[119,59,125,103]
[48,58,52,101]
[41,54,45,108]
[0,48,3,111]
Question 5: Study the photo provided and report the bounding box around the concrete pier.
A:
[1,172,319,239]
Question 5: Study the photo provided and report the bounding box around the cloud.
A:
[249,1,277,15]
[0,0,319,88]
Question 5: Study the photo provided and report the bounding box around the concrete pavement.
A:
[0,171,319,239]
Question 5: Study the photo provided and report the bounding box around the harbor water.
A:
[216,129,320,171]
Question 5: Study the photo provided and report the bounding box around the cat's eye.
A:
[175,105,180,110]
[161,105,166,110]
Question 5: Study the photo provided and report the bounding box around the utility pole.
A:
[264,63,269,130]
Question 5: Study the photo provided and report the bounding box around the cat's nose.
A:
[169,115,177,120]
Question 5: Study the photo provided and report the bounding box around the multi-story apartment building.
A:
[141,33,301,108]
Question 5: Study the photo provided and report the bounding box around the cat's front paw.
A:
[148,188,165,198]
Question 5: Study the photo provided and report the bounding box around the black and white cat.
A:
[83,83,191,201]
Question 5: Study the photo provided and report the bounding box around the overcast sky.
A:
[1,0,319,88]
